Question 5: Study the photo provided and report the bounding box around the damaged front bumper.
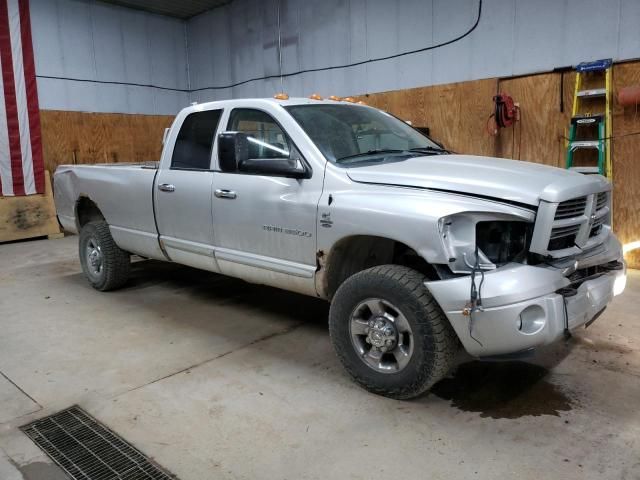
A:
[425,236,626,357]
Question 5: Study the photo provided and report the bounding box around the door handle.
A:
[158,183,175,192]
[215,189,237,199]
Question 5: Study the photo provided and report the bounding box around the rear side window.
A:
[171,109,222,170]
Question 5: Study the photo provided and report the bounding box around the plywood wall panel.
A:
[40,111,174,173]
[495,73,571,167]
[358,78,497,156]
[611,62,640,268]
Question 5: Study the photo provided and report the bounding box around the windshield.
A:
[285,104,444,165]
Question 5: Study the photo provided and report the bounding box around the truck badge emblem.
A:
[263,225,312,238]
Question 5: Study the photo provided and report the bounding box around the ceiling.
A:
[98,0,231,19]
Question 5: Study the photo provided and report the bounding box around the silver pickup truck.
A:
[54,97,626,399]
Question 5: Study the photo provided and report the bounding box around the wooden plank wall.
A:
[611,63,640,268]
[357,62,640,268]
[358,78,498,158]
[40,111,174,173]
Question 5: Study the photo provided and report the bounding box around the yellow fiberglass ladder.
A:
[565,58,612,178]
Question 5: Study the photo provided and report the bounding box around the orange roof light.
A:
[357,100,367,105]
[343,97,356,103]
[328,95,341,101]
[309,93,323,100]
[274,93,289,100]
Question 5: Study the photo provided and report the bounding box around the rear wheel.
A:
[79,221,130,291]
[329,265,458,399]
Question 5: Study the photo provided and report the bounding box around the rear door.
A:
[155,108,223,271]
[211,107,323,295]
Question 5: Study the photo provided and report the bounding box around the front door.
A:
[155,108,223,271]
[211,108,323,295]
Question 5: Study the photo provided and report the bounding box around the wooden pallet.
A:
[0,170,62,243]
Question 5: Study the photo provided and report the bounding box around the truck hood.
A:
[345,154,610,206]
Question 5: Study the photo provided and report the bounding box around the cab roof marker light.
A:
[309,93,323,100]
[328,95,341,101]
[274,93,289,100]
[342,97,356,103]
[357,100,367,105]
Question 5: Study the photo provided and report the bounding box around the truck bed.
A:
[53,163,165,260]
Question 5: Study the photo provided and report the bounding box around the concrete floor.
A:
[1,236,639,480]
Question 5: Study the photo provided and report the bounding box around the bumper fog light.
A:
[613,274,627,296]
[518,305,546,335]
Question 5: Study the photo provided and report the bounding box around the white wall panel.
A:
[365,0,400,93]
[278,0,302,96]
[431,0,475,85]
[563,0,620,66]
[512,0,565,75]
[92,2,126,82]
[31,0,189,114]
[36,78,67,108]
[55,0,95,79]
[187,11,216,91]
[468,0,514,80]
[149,15,189,90]
[29,0,640,113]
[395,0,434,90]
[120,9,154,85]
[30,0,64,77]
[618,0,640,60]
[186,0,640,104]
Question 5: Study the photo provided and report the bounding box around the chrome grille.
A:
[590,215,606,237]
[590,192,609,238]
[554,196,587,219]
[530,190,611,258]
[550,224,581,239]
[596,192,608,211]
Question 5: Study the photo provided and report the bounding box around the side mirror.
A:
[218,131,248,172]
[218,131,310,179]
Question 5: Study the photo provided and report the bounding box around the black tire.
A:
[79,221,130,291]
[329,265,459,399]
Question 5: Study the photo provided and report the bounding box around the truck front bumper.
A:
[425,237,626,357]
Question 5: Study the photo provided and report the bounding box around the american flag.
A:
[0,0,43,196]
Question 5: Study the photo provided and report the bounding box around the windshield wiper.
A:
[409,146,448,154]
[336,149,407,163]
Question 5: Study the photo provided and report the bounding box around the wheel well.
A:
[75,196,104,229]
[320,235,439,299]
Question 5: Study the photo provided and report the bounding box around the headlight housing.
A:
[439,212,534,273]
[476,221,532,266]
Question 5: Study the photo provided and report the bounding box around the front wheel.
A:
[79,221,130,291]
[329,265,459,399]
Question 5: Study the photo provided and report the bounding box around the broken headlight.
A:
[439,213,534,273]
[475,221,532,267]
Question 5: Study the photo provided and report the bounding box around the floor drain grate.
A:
[21,405,175,480]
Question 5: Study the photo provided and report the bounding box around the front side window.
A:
[227,108,291,160]
[285,104,444,165]
[171,109,222,170]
